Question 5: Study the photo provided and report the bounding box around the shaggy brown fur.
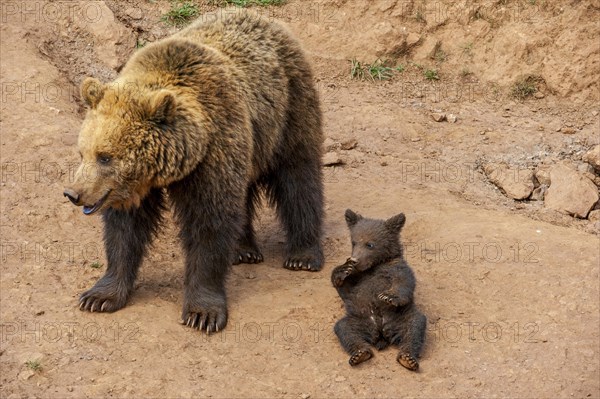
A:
[332,210,426,370]
[64,9,324,333]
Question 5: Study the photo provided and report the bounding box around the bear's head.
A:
[344,209,406,271]
[64,77,180,215]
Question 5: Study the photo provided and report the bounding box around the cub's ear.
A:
[385,213,406,233]
[80,78,106,109]
[147,90,176,123]
[345,209,363,227]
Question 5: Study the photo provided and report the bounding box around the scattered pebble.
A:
[447,114,458,123]
[125,7,143,20]
[335,376,347,382]
[588,210,600,222]
[432,113,446,122]
[340,139,358,151]
[583,145,600,169]
[323,152,343,166]
[530,185,547,201]
[561,127,576,134]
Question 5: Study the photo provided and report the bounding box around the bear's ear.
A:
[385,213,406,233]
[80,77,106,109]
[345,209,363,227]
[147,90,176,123]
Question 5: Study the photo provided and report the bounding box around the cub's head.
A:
[63,77,178,215]
[344,209,406,271]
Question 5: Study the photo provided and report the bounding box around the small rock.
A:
[592,110,598,116]
[323,137,337,151]
[589,210,600,222]
[484,163,535,200]
[534,92,545,99]
[411,137,421,142]
[19,369,35,381]
[125,7,143,20]
[323,152,343,166]
[341,139,358,151]
[335,376,347,382]
[432,113,446,122]
[530,185,547,201]
[583,145,600,170]
[300,394,311,399]
[67,387,74,393]
[545,163,599,218]
[35,310,45,316]
[535,168,551,186]
[561,127,576,134]
[447,114,458,123]
[578,163,595,175]
[406,32,421,47]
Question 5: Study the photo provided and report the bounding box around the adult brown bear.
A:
[63,9,324,333]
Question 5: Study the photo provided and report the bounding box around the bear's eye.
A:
[97,154,112,165]
[366,243,375,249]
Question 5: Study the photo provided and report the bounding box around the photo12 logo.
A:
[1,2,104,24]
[1,320,140,344]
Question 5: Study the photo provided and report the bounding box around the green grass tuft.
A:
[90,261,103,269]
[209,0,285,6]
[350,59,394,82]
[161,1,199,26]
[26,360,42,372]
[424,69,440,80]
[511,75,541,100]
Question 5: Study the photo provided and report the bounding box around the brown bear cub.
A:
[332,210,426,370]
[63,10,324,333]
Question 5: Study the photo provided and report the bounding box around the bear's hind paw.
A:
[349,348,373,366]
[397,353,419,371]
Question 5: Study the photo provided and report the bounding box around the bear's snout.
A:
[63,188,80,205]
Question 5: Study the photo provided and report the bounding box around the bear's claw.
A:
[79,283,128,313]
[331,265,355,287]
[377,292,403,307]
[181,298,228,334]
[397,353,419,371]
[233,250,264,265]
[349,348,373,366]
[284,254,322,272]
[182,311,227,334]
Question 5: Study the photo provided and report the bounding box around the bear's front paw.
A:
[284,246,323,272]
[331,265,355,287]
[79,279,129,313]
[377,292,404,307]
[233,248,264,265]
[181,297,228,334]
[349,348,373,366]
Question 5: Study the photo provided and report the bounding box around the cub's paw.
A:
[377,292,405,307]
[349,348,373,366]
[233,248,264,265]
[181,296,228,334]
[397,352,419,371]
[79,279,129,313]
[284,247,323,272]
[331,265,355,287]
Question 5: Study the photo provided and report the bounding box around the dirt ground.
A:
[1,1,599,398]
